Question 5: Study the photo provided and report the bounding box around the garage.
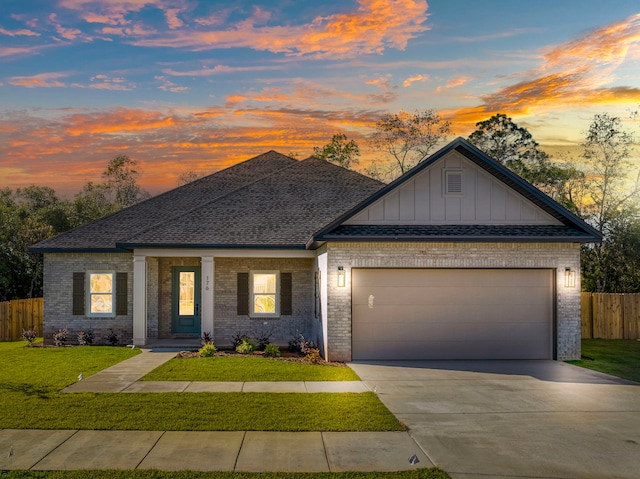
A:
[352,268,554,360]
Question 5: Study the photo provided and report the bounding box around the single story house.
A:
[30,138,600,361]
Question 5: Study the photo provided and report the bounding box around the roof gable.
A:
[313,138,601,243]
[345,148,561,226]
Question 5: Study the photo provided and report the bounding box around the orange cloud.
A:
[443,13,640,131]
[402,74,428,87]
[130,0,430,58]
[8,72,68,88]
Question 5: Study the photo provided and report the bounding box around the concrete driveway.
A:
[349,360,640,479]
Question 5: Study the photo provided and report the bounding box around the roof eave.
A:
[115,242,309,250]
[315,235,599,243]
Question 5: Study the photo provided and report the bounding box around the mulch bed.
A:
[174,349,348,367]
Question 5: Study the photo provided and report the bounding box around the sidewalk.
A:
[3,350,434,473]
[62,349,370,393]
[0,429,432,472]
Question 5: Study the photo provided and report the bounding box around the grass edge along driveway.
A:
[0,341,402,432]
[566,339,640,383]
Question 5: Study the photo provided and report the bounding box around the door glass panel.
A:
[179,272,195,316]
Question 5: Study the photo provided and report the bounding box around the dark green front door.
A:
[171,266,201,335]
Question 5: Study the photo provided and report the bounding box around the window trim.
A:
[86,270,116,318]
[249,270,280,318]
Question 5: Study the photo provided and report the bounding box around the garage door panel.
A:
[352,269,553,360]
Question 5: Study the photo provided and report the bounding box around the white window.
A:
[87,271,115,317]
[443,168,463,196]
[250,271,279,317]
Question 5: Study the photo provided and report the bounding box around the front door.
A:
[171,266,201,335]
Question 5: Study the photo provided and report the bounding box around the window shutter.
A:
[116,272,128,315]
[72,272,85,315]
[281,272,292,316]
[237,272,249,315]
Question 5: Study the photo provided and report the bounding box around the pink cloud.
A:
[0,27,40,37]
[402,74,428,87]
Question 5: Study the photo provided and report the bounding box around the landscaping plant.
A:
[199,343,217,357]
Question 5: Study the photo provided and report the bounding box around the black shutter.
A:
[281,272,292,316]
[116,272,128,315]
[72,272,85,315]
[237,272,249,315]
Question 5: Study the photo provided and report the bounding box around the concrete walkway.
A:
[0,429,432,472]
[62,349,370,393]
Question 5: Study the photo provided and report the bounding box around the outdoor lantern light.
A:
[337,266,346,287]
[564,267,575,288]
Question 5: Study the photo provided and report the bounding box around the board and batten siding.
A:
[345,150,561,225]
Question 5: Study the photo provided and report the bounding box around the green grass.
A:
[566,339,640,383]
[142,356,361,382]
[0,341,402,432]
[0,471,451,479]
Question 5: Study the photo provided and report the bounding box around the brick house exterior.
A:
[31,139,600,360]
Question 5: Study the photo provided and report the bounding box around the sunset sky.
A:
[1,0,640,197]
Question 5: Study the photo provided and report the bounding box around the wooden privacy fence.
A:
[0,298,44,341]
[581,292,640,339]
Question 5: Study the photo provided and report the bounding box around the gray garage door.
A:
[352,269,553,360]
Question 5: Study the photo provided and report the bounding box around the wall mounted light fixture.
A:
[337,266,346,287]
[564,267,575,288]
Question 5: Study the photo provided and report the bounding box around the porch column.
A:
[201,256,214,338]
[132,254,147,346]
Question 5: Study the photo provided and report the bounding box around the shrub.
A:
[231,331,250,350]
[199,343,217,357]
[289,332,317,355]
[236,338,257,354]
[252,326,274,351]
[22,328,38,346]
[264,343,281,357]
[201,331,213,345]
[105,329,119,346]
[304,348,323,364]
[53,328,68,347]
[77,330,94,346]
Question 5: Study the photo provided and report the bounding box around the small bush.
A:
[199,343,217,357]
[264,343,281,357]
[77,329,94,346]
[236,338,257,354]
[289,332,317,355]
[53,328,68,347]
[105,329,119,346]
[305,348,323,364]
[22,328,38,346]
[201,331,213,345]
[232,331,250,349]
[252,326,274,351]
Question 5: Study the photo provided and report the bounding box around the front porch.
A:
[131,250,319,349]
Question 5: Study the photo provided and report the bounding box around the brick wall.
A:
[43,252,134,345]
[323,242,582,361]
[213,257,314,349]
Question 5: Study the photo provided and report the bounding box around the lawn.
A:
[0,341,402,432]
[142,355,360,381]
[1,471,450,479]
[566,339,640,383]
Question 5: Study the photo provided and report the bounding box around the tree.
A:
[313,133,360,169]
[368,109,452,181]
[468,114,584,211]
[70,181,117,227]
[102,155,150,209]
[577,113,638,292]
[177,170,204,186]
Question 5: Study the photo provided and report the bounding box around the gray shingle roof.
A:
[30,151,385,252]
